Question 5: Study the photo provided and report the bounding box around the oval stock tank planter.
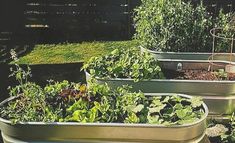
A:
[0,94,208,143]
[86,60,235,115]
[140,46,235,62]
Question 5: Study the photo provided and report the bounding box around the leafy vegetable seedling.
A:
[82,48,165,82]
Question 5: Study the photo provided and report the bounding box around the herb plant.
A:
[1,50,57,123]
[82,48,165,82]
[134,0,232,52]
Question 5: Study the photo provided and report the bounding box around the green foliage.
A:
[134,0,231,52]
[62,84,205,125]
[214,11,235,52]
[116,87,147,123]
[147,96,205,125]
[82,48,165,82]
[63,99,98,123]
[1,79,206,125]
[1,51,57,123]
[214,69,228,80]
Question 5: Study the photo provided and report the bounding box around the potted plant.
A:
[0,50,208,142]
[134,0,233,61]
[83,48,235,115]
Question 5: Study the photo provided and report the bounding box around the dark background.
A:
[0,0,235,62]
[0,0,234,44]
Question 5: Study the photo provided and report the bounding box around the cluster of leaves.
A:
[1,80,206,125]
[146,95,205,125]
[82,48,165,82]
[57,82,206,125]
[213,69,228,80]
[214,12,235,52]
[134,0,232,52]
[44,80,89,120]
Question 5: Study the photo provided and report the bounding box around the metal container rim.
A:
[140,46,235,55]
[85,71,235,84]
[0,93,208,128]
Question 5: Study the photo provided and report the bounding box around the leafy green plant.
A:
[115,86,148,123]
[44,80,88,119]
[147,95,204,125]
[213,69,228,80]
[134,0,232,52]
[62,82,206,125]
[82,48,165,82]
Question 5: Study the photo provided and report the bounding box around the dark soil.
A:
[163,69,235,81]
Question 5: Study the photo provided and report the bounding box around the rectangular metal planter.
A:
[0,94,208,143]
[140,46,235,62]
[86,60,235,115]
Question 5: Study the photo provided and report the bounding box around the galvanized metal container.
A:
[0,94,208,143]
[140,46,235,62]
[86,60,235,115]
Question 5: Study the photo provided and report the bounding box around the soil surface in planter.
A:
[163,69,235,81]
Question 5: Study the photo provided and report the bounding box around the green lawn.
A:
[18,40,138,65]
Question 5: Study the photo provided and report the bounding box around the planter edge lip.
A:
[158,59,235,65]
[0,94,208,128]
[85,71,235,84]
[140,46,234,55]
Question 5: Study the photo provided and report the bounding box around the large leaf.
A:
[190,97,203,108]
[147,115,160,124]
[132,104,144,113]
[175,106,192,119]
[148,104,166,113]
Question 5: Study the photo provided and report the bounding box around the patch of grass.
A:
[18,40,138,65]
